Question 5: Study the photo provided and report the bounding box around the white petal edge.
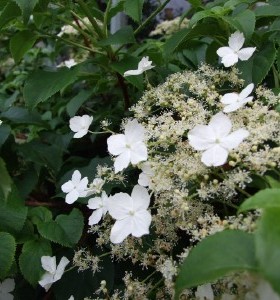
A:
[201,145,229,167]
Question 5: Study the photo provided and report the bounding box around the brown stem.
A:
[25,200,70,208]
[116,73,130,110]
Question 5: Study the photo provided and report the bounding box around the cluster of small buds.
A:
[149,17,189,36]
[73,249,101,273]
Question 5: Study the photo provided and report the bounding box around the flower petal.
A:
[77,177,89,192]
[125,120,145,144]
[69,116,82,132]
[88,208,103,225]
[0,279,15,293]
[72,170,81,185]
[209,112,232,138]
[41,256,56,274]
[131,185,150,211]
[0,292,13,300]
[73,129,88,138]
[201,145,229,167]
[237,47,256,61]
[114,150,131,173]
[228,31,244,51]
[54,256,69,282]
[38,273,54,291]
[108,192,132,220]
[239,83,254,100]
[87,197,102,210]
[220,93,239,105]
[221,128,249,150]
[216,47,234,58]
[131,210,152,237]
[221,53,239,67]
[138,172,150,187]
[130,143,148,164]
[61,181,74,193]
[110,218,132,243]
[223,102,243,113]
[65,189,79,204]
[188,125,216,150]
[123,69,143,77]
[107,134,127,155]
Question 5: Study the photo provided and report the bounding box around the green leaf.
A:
[28,207,52,225]
[124,0,144,23]
[0,124,10,147]
[189,0,202,8]
[233,9,255,40]
[23,68,78,109]
[238,42,276,84]
[98,25,135,46]
[255,208,280,294]
[66,90,93,117]
[265,176,280,188]
[12,0,39,23]
[175,230,257,299]
[19,239,51,285]
[0,107,43,124]
[189,10,215,27]
[10,30,38,63]
[0,232,16,279]
[0,185,28,234]
[255,5,280,17]
[239,189,280,212]
[0,157,12,201]
[37,209,84,247]
[0,2,21,29]
[108,0,124,22]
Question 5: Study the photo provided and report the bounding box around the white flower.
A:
[58,59,77,69]
[138,162,154,187]
[123,56,154,77]
[0,278,15,300]
[221,83,254,113]
[61,170,88,204]
[107,119,148,173]
[86,178,105,196]
[108,185,152,244]
[188,112,249,167]
[69,115,93,138]
[68,296,74,300]
[87,191,109,225]
[195,283,214,300]
[217,31,256,67]
[38,256,69,292]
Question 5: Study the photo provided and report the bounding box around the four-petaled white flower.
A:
[87,191,109,225]
[221,83,254,113]
[0,278,15,300]
[217,31,256,67]
[123,56,154,77]
[138,162,154,187]
[107,119,148,173]
[108,185,152,244]
[38,256,69,292]
[69,115,93,138]
[61,170,88,204]
[188,112,249,167]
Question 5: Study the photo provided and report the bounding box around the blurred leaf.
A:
[37,208,84,247]
[66,90,93,117]
[23,68,78,109]
[108,0,124,22]
[98,26,135,46]
[189,10,215,27]
[255,5,280,17]
[233,9,255,40]
[0,232,16,279]
[238,42,276,84]
[0,157,12,201]
[239,189,280,212]
[0,107,43,124]
[189,0,202,8]
[0,185,28,234]
[28,207,52,225]
[0,1,21,29]
[124,0,144,23]
[0,124,11,147]
[19,239,52,286]
[10,30,38,63]
[255,208,280,294]
[12,0,39,23]
[18,141,63,174]
[265,176,280,188]
[175,230,257,299]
